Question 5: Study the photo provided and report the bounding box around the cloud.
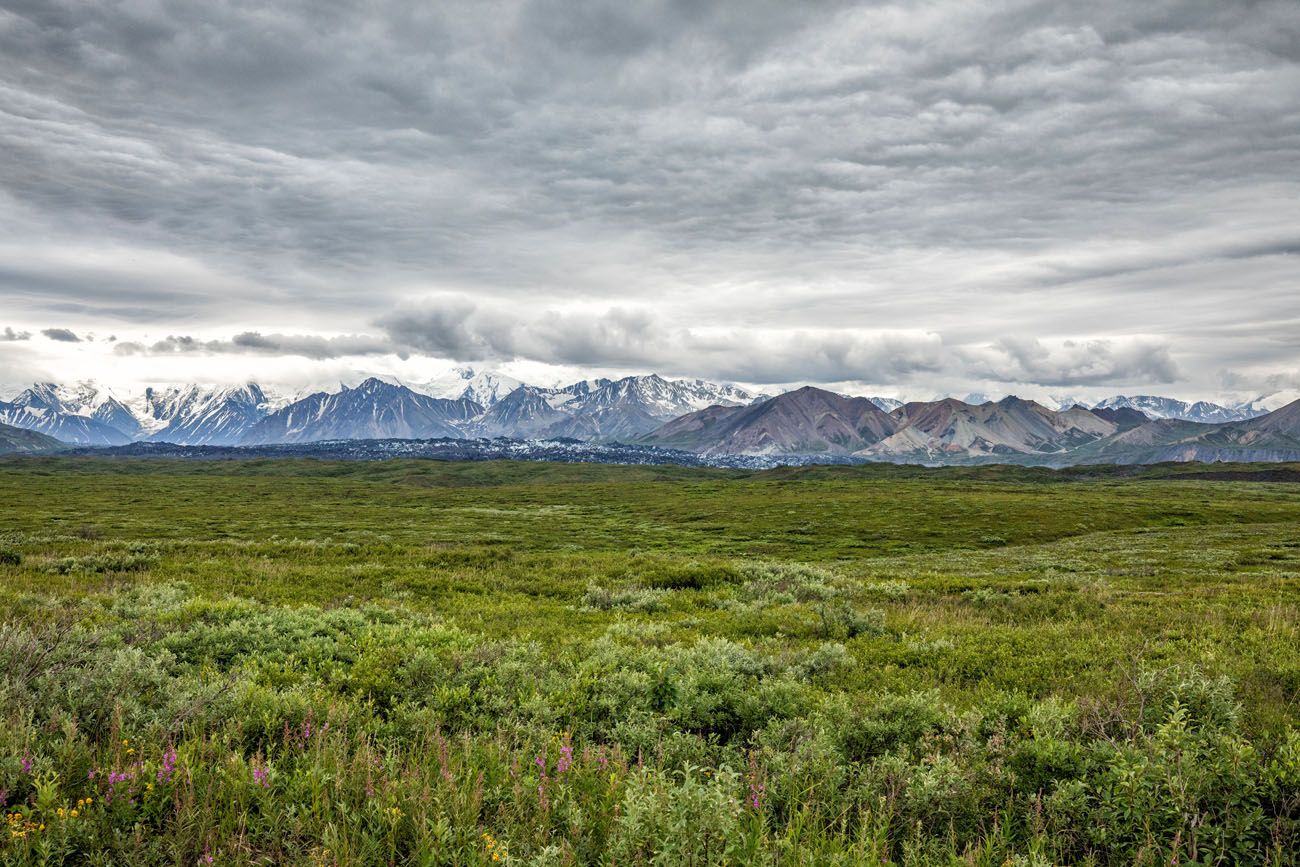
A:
[40,327,82,343]
[113,332,399,360]
[1,327,31,341]
[377,297,1178,387]
[959,337,1180,386]
[0,0,1297,395]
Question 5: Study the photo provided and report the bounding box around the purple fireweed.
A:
[101,768,137,804]
[252,765,270,789]
[19,756,32,775]
[557,744,573,775]
[157,748,178,784]
[747,753,765,812]
[283,715,329,751]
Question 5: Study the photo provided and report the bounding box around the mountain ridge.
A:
[4,373,1299,466]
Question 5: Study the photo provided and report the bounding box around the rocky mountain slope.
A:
[136,383,280,445]
[242,378,482,443]
[860,397,1118,460]
[0,386,131,446]
[4,372,1298,465]
[640,386,899,455]
[0,421,64,454]
[1070,399,1300,464]
[1092,394,1255,424]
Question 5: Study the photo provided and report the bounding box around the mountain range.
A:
[2,370,1297,466]
[647,388,1300,465]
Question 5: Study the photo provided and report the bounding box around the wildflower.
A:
[746,753,765,813]
[252,765,271,788]
[557,736,573,775]
[158,748,178,783]
[19,756,33,774]
[70,809,79,818]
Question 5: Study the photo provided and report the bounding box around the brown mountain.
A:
[639,386,899,455]
[860,396,1117,459]
[1071,399,1300,464]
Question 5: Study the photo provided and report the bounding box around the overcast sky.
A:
[1,0,1298,402]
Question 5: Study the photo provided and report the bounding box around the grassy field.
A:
[0,457,1298,865]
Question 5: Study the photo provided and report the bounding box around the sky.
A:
[1,0,1298,404]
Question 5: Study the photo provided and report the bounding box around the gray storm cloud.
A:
[106,299,1180,390]
[40,327,82,343]
[0,0,1297,393]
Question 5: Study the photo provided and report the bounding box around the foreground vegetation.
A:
[0,457,1298,865]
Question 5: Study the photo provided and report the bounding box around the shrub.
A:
[582,584,669,612]
[44,553,158,574]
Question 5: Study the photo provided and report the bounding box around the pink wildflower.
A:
[157,748,178,783]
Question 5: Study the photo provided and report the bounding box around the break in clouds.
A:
[0,0,1298,398]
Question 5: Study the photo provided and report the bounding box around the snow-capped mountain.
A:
[574,375,757,418]
[415,367,524,407]
[243,378,481,443]
[472,386,571,438]
[0,400,131,446]
[1092,395,1255,424]
[0,382,134,445]
[5,372,1300,466]
[0,373,761,447]
[13,381,142,438]
[0,380,285,446]
[466,374,763,440]
[137,383,281,445]
[1231,390,1300,417]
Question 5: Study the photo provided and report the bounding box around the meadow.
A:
[0,456,1298,865]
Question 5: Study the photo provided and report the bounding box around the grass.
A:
[0,457,1297,865]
